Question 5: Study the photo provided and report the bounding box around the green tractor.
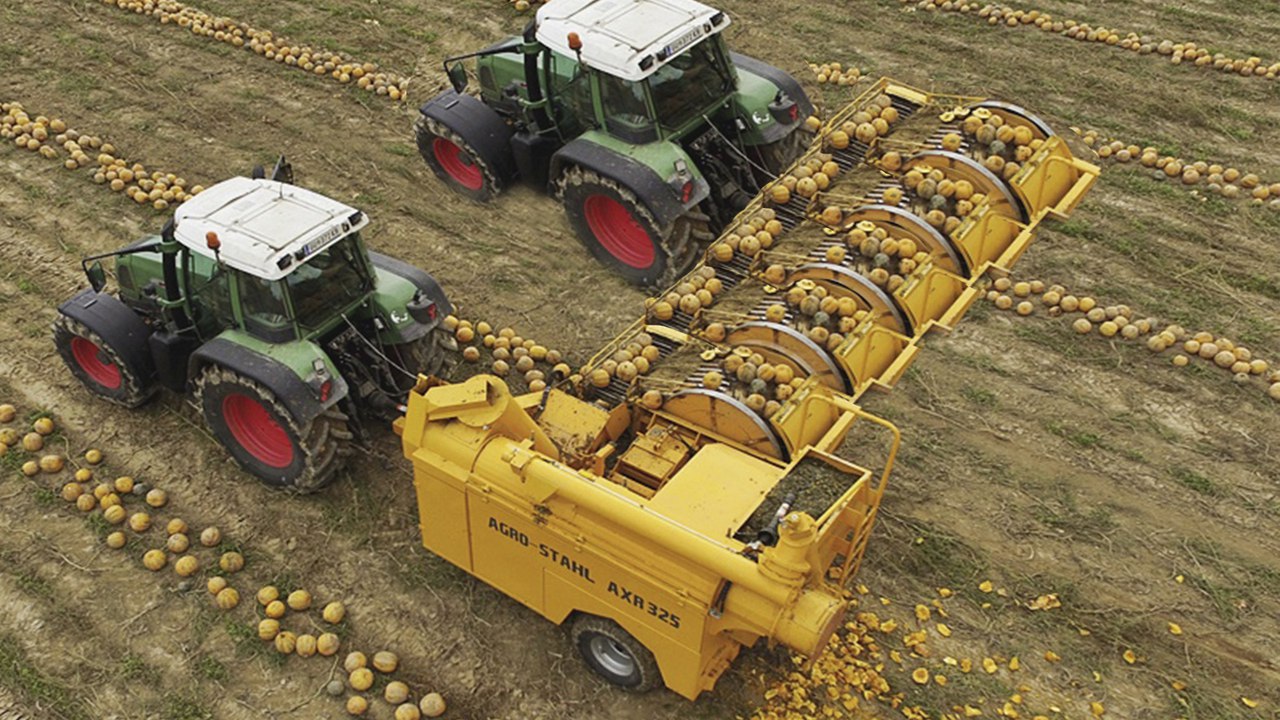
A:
[53,160,454,491]
[415,0,814,286]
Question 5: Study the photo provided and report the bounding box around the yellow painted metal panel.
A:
[644,444,785,539]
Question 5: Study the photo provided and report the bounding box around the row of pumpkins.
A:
[1077,129,1280,210]
[100,0,410,100]
[985,279,1280,400]
[912,1,1280,80]
[1,101,204,211]
[808,62,864,87]
[0,407,449,718]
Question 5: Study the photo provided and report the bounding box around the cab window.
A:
[237,272,294,342]
[597,73,657,142]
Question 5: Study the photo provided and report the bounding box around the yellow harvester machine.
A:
[397,79,1098,700]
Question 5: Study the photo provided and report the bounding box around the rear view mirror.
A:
[86,261,107,293]
[447,63,468,94]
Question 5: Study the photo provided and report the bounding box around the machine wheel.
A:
[395,328,458,389]
[53,314,154,408]
[570,615,661,692]
[753,126,813,178]
[415,115,502,202]
[557,166,707,287]
[194,366,352,492]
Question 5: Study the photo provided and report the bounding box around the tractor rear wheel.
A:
[570,615,661,692]
[415,115,501,202]
[557,167,707,288]
[53,314,154,408]
[195,366,352,492]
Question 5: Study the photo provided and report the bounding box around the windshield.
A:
[285,235,371,329]
[648,38,732,132]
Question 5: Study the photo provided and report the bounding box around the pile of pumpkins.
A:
[986,278,1280,400]
[445,314,570,394]
[1,403,452,717]
[588,331,667,394]
[911,1,1280,81]
[694,346,807,419]
[645,265,728,322]
[101,0,411,100]
[954,112,1046,183]
[763,279,862,354]
[1077,129,1280,210]
[710,207,788,265]
[1,101,203,211]
[808,62,863,87]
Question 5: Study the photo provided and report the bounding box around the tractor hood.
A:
[173,177,369,281]
[536,0,730,82]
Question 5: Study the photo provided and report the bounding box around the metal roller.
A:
[660,388,788,460]
[904,150,1027,223]
[842,204,968,276]
[725,321,850,393]
[788,262,912,336]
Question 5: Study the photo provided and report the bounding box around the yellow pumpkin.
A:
[344,651,368,673]
[419,693,446,718]
[385,681,410,704]
[317,632,341,656]
[219,551,244,573]
[105,531,127,549]
[143,549,167,571]
[76,494,97,512]
[104,505,127,525]
[346,695,369,716]
[265,600,287,619]
[166,518,188,535]
[287,589,312,611]
[145,488,167,508]
[350,667,374,691]
[199,526,221,546]
[295,633,318,658]
[167,533,190,553]
[395,705,421,720]
[258,618,281,641]
[22,432,44,452]
[175,555,200,577]
[216,587,240,610]
[129,512,152,533]
[372,651,400,673]
[322,601,346,624]
[274,631,297,655]
[207,576,229,595]
[32,417,54,435]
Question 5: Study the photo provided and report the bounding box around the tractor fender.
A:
[730,52,814,144]
[550,137,710,230]
[57,289,156,384]
[419,90,517,184]
[188,337,347,425]
[367,251,453,342]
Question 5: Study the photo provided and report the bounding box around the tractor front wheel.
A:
[195,366,351,492]
[53,314,154,408]
[570,615,661,693]
[558,167,705,287]
[415,115,501,202]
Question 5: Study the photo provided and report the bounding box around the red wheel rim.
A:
[432,138,484,191]
[582,195,655,269]
[222,393,295,469]
[70,336,122,390]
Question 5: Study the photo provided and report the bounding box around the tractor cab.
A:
[532,0,736,143]
[170,177,377,344]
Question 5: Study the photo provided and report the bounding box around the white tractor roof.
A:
[173,177,368,281]
[536,0,730,82]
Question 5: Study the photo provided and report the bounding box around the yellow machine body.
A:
[398,375,898,699]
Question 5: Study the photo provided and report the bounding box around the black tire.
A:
[415,115,502,202]
[53,314,155,408]
[194,366,352,492]
[570,615,661,693]
[753,126,814,179]
[557,166,709,288]
[392,328,457,391]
